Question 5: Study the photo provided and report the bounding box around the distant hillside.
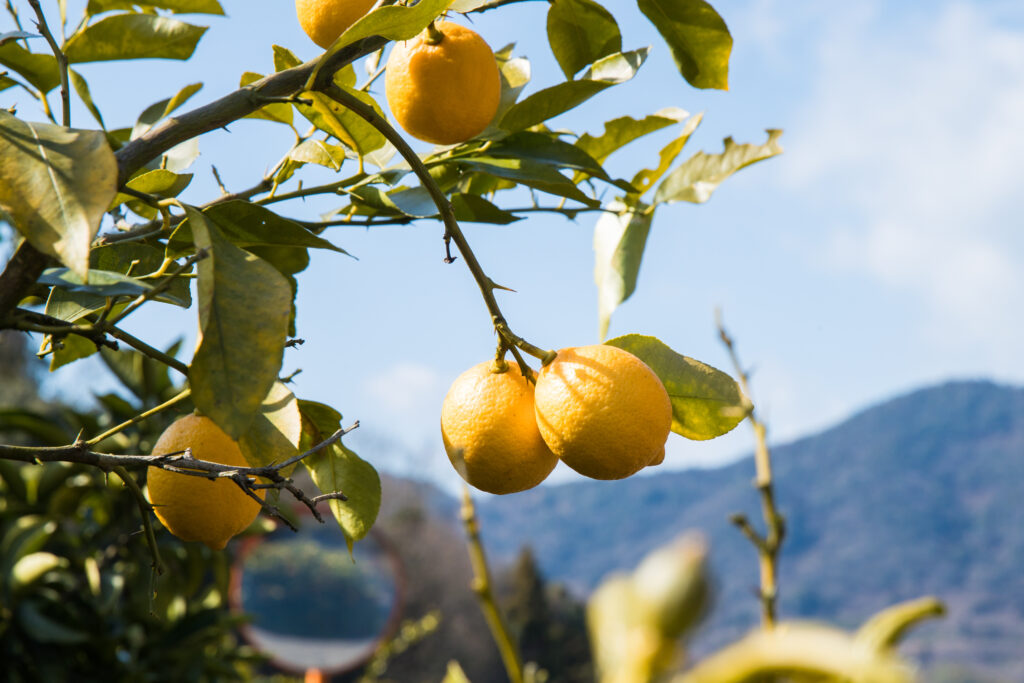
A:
[474,380,1024,680]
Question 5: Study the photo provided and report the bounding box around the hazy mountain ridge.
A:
[473,380,1024,679]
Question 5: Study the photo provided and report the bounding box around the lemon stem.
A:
[424,20,445,45]
[319,83,556,365]
[112,465,166,576]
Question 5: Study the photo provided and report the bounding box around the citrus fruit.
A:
[534,345,672,480]
[296,0,375,49]
[146,414,263,550]
[385,21,501,145]
[441,360,558,494]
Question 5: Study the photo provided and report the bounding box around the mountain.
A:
[473,380,1024,680]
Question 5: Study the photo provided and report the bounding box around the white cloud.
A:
[783,2,1024,352]
[363,361,446,419]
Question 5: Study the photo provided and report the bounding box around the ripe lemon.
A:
[296,0,376,49]
[146,414,263,550]
[534,345,672,480]
[385,21,501,145]
[441,360,558,494]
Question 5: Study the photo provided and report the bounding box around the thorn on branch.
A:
[285,338,305,348]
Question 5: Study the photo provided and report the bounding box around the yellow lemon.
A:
[385,21,501,145]
[296,0,376,49]
[146,415,263,550]
[534,345,672,480]
[441,360,558,494]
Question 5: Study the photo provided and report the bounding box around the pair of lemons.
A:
[442,345,673,495]
[296,0,501,145]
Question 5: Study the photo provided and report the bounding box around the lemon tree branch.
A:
[321,83,556,366]
[717,314,787,627]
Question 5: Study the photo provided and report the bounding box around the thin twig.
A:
[87,388,192,447]
[112,465,165,575]
[460,486,524,683]
[26,0,69,127]
[718,313,786,627]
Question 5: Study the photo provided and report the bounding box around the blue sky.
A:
[6,0,1023,491]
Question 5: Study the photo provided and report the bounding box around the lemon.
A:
[385,21,501,145]
[534,345,672,480]
[441,360,558,494]
[296,0,376,49]
[146,414,263,550]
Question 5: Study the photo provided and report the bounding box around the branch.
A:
[0,422,360,530]
[718,313,786,628]
[26,0,69,127]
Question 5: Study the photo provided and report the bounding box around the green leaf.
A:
[68,70,105,129]
[0,31,38,46]
[111,168,192,208]
[168,200,346,257]
[637,0,731,90]
[316,0,454,71]
[593,199,653,340]
[38,267,187,304]
[500,48,647,131]
[12,553,66,591]
[458,156,598,206]
[272,44,302,72]
[299,87,386,159]
[287,138,346,171]
[480,48,531,139]
[86,0,224,15]
[65,14,207,63]
[486,131,611,181]
[17,602,90,644]
[305,441,381,553]
[297,399,342,441]
[239,382,302,472]
[577,107,689,164]
[0,41,60,92]
[605,334,745,440]
[187,206,291,439]
[653,129,783,205]
[451,193,521,224]
[547,0,622,79]
[631,111,702,195]
[131,82,203,139]
[0,111,117,278]
[387,186,437,218]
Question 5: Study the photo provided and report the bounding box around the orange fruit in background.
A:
[385,21,501,145]
[296,0,376,49]
[441,360,558,495]
[534,345,672,480]
[146,414,263,550]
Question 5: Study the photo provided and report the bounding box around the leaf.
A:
[458,156,598,206]
[479,48,531,139]
[299,87,386,158]
[187,206,291,439]
[653,129,783,205]
[441,661,472,683]
[305,441,381,554]
[0,111,117,278]
[577,107,689,163]
[65,14,207,63]
[239,382,302,472]
[547,0,622,79]
[387,186,437,218]
[485,131,611,181]
[451,193,521,224]
[631,111,702,195]
[593,199,653,340]
[17,602,89,645]
[239,72,293,125]
[500,48,648,131]
[86,0,224,15]
[856,597,946,651]
[0,41,60,92]
[637,0,731,90]
[111,168,192,208]
[287,138,346,171]
[316,0,454,70]
[0,31,38,47]
[167,200,345,257]
[12,553,66,591]
[68,70,105,129]
[297,399,343,441]
[131,83,204,139]
[38,267,187,304]
[605,334,745,440]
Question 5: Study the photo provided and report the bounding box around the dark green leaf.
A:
[547,0,622,79]
[637,0,731,90]
[304,441,381,553]
[451,193,521,224]
[168,200,346,257]
[86,0,224,15]
[65,14,207,63]
[0,41,60,92]
[458,156,598,206]
[38,267,187,304]
[17,601,90,644]
[500,48,647,131]
[0,111,117,277]
[187,206,291,439]
[593,199,653,339]
[239,382,302,472]
[486,131,611,181]
[605,334,745,439]
[653,129,783,205]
